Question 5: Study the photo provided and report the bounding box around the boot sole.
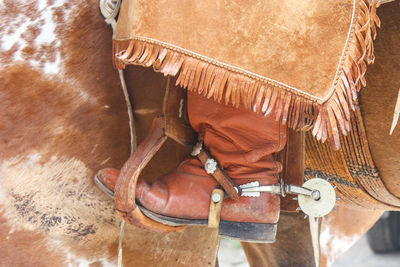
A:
[94,174,115,198]
[94,175,276,243]
[139,205,277,243]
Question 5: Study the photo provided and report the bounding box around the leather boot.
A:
[95,91,286,242]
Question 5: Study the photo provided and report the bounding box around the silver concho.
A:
[204,158,217,174]
[191,142,203,156]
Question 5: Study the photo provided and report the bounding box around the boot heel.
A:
[219,221,277,243]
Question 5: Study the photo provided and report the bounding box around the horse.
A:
[0,0,398,266]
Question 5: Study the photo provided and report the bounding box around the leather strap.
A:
[114,78,195,232]
[195,145,240,201]
[208,189,224,228]
[114,116,183,232]
[280,129,305,212]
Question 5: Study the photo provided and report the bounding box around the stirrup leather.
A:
[114,78,196,232]
[191,142,240,201]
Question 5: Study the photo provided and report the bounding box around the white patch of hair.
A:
[320,225,361,266]
[0,0,75,74]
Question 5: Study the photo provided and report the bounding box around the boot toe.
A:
[136,179,169,214]
[95,168,120,193]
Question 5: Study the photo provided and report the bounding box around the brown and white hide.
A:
[0,1,219,266]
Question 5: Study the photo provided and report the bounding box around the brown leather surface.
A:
[111,68,288,226]
[196,148,240,201]
[360,1,400,198]
[188,92,287,180]
[163,77,196,146]
[96,168,120,192]
[113,0,381,150]
[134,91,287,224]
[115,0,353,100]
[137,158,278,223]
[280,129,305,212]
[123,66,191,183]
[112,76,195,230]
[114,115,183,231]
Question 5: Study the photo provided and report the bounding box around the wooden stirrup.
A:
[114,78,196,232]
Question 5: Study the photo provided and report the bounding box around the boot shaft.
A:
[188,91,287,180]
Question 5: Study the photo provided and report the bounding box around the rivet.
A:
[212,193,221,203]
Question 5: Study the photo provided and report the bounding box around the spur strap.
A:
[192,142,240,201]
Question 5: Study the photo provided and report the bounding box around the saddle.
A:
[96,0,400,242]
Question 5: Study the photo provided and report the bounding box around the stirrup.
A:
[114,79,195,232]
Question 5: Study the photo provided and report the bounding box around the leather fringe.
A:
[112,0,380,150]
[313,0,381,150]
